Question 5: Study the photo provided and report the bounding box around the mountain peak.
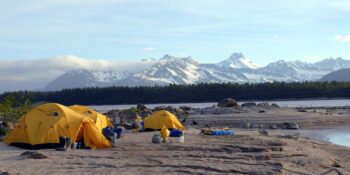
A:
[218,52,259,69]
[161,54,175,60]
[228,52,245,60]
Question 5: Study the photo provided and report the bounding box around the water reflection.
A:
[327,132,350,147]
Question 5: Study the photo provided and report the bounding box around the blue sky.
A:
[1,0,350,65]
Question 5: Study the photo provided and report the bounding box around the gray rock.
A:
[154,106,167,111]
[284,122,299,130]
[258,109,266,113]
[218,98,238,107]
[257,102,270,108]
[269,124,278,129]
[136,103,147,110]
[179,106,192,111]
[243,122,251,129]
[20,151,48,159]
[119,110,141,125]
[259,130,269,135]
[104,109,120,124]
[297,109,307,112]
[271,103,280,108]
[241,102,256,107]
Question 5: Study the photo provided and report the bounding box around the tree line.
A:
[1,81,350,106]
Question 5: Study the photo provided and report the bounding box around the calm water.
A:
[90,99,350,147]
[327,131,350,147]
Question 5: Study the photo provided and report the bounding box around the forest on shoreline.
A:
[1,81,350,106]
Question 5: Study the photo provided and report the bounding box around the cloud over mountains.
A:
[0,55,155,92]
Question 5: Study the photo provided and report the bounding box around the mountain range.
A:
[44,53,350,91]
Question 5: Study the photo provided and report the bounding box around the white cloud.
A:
[0,55,156,92]
[335,35,350,42]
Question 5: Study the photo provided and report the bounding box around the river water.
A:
[90,99,350,147]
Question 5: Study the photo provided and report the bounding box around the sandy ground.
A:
[0,129,350,175]
[1,107,350,174]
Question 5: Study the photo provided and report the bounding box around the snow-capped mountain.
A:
[134,55,202,84]
[43,53,350,91]
[260,60,328,80]
[217,52,259,69]
[314,57,350,71]
[45,69,130,90]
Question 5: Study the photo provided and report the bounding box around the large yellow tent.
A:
[143,110,185,130]
[4,103,112,149]
[69,105,112,132]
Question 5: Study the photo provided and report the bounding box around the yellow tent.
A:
[4,103,112,149]
[69,105,112,132]
[143,110,185,130]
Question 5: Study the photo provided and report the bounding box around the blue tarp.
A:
[211,130,234,136]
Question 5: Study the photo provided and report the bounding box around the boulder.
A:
[284,122,299,130]
[179,106,192,111]
[257,102,270,108]
[166,106,176,112]
[271,103,280,108]
[217,98,238,107]
[119,109,142,126]
[20,151,48,159]
[136,103,147,110]
[104,109,120,124]
[297,109,307,112]
[140,109,153,117]
[241,102,256,107]
[243,122,252,129]
[258,109,266,113]
[154,106,167,111]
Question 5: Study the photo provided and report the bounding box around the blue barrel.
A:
[170,129,183,137]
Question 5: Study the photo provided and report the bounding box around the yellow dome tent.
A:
[143,110,186,130]
[4,103,112,149]
[69,105,112,132]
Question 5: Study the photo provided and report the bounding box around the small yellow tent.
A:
[4,103,112,149]
[69,105,112,132]
[143,110,185,130]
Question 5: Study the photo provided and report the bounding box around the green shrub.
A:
[0,95,31,134]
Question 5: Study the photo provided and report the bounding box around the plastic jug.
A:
[179,135,185,143]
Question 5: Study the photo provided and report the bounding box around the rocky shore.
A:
[1,98,350,174]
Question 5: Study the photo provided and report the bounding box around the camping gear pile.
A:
[3,103,114,149]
